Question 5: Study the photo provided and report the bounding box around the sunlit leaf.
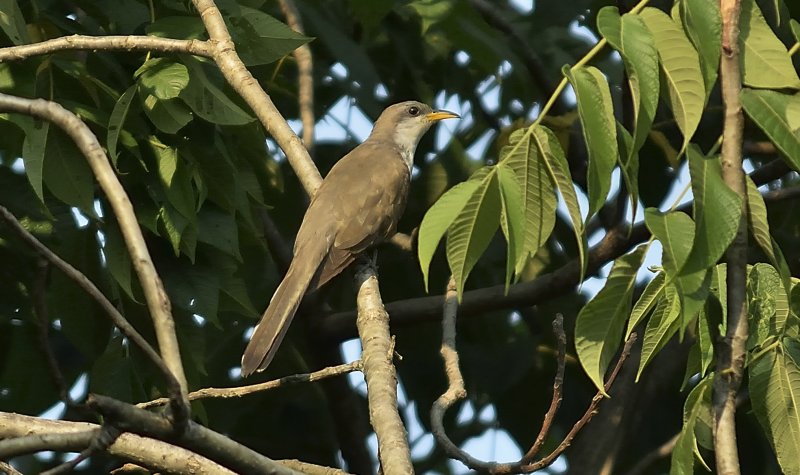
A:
[740,0,800,90]
[682,146,742,274]
[638,284,681,379]
[136,58,190,100]
[532,125,587,279]
[446,169,502,297]
[678,0,721,95]
[750,342,800,475]
[626,271,666,338]
[496,163,526,291]
[500,128,557,276]
[598,7,659,159]
[107,85,138,167]
[671,376,713,474]
[640,7,705,153]
[748,263,789,347]
[576,246,646,393]
[741,89,800,172]
[564,65,618,221]
[418,178,483,291]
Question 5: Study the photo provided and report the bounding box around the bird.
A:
[241,101,459,376]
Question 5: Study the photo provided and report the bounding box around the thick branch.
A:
[714,2,748,474]
[0,94,190,412]
[353,262,413,474]
[0,34,211,61]
[0,412,234,475]
[87,395,304,475]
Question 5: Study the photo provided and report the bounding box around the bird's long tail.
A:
[241,248,322,376]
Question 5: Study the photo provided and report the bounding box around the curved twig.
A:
[0,34,211,61]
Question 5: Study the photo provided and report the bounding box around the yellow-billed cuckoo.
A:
[241,101,459,376]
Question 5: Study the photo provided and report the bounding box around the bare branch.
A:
[0,461,23,475]
[278,459,353,475]
[0,205,183,413]
[0,94,190,419]
[277,0,315,156]
[0,34,211,62]
[0,412,234,475]
[192,0,322,195]
[138,360,363,408]
[87,394,304,475]
[522,314,566,462]
[40,426,122,475]
[714,2,749,474]
[353,260,413,474]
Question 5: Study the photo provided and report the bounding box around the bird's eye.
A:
[408,106,420,116]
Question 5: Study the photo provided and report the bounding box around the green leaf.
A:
[678,0,721,95]
[682,146,742,274]
[197,206,241,261]
[638,284,681,379]
[141,92,193,134]
[154,141,196,223]
[107,85,138,167]
[227,6,313,66]
[43,129,96,216]
[576,246,646,393]
[0,0,29,45]
[671,376,713,474]
[627,271,666,338]
[136,58,190,100]
[748,263,789,347]
[746,176,792,293]
[792,19,800,43]
[21,119,48,204]
[741,89,800,172]
[446,170,502,297]
[564,65,618,221]
[697,298,719,376]
[644,208,694,278]
[597,7,659,158]
[740,0,800,90]
[640,7,705,153]
[103,219,140,302]
[496,163,526,291]
[749,342,800,475]
[179,56,254,126]
[418,179,484,291]
[500,128,556,276]
[532,125,587,279]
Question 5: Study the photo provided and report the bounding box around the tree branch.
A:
[0,412,235,475]
[138,360,363,408]
[714,2,748,474]
[353,261,413,474]
[0,34,211,61]
[86,394,305,475]
[0,94,190,420]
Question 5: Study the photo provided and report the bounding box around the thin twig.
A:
[0,461,23,475]
[0,34,211,61]
[353,260,414,474]
[277,0,315,156]
[522,314,567,462]
[622,433,679,475]
[138,360,363,408]
[0,205,184,420]
[0,94,190,424]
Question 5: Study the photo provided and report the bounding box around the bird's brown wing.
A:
[307,143,411,289]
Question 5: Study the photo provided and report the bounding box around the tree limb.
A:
[0,412,235,475]
[0,34,211,61]
[714,2,748,474]
[353,261,413,474]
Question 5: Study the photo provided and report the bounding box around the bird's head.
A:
[370,101,459,167]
